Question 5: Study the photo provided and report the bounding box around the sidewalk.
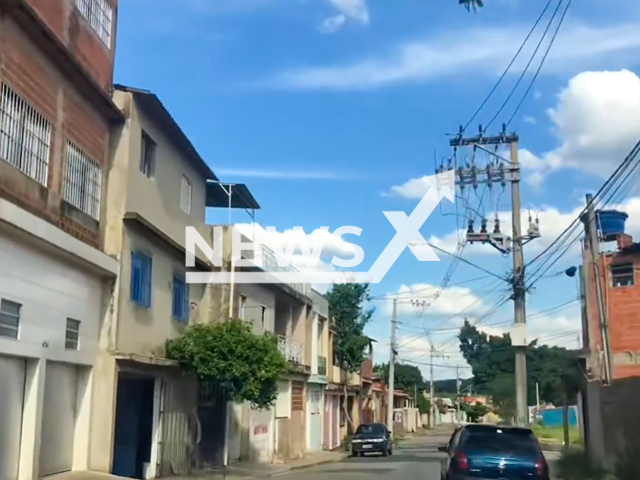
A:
[225,451,347,478]
[45,451,347,480]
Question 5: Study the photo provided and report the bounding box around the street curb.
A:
[248,455,348,478]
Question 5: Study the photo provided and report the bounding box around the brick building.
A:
[0,0,121,478]
[582,210,640,467]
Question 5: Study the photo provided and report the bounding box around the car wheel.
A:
[389,448,393,456]
[382,449,388,457]
[351,450,356,457]
[359,452,364,458]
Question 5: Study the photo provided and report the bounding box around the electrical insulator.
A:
[494,218,501,234]
[467,219,474,235]
[480,218,488,234]
[499,164,506,188]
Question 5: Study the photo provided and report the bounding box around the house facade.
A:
[0,0,121,478]
[581,216,640,467]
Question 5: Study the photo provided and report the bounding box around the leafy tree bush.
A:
[166,320,288,409]
[462,402,490,423]
[417,395,431,415]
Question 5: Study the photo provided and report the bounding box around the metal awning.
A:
[206,181,261,210]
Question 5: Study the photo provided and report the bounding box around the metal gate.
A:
[0,355,26,480]
[159,378,228,477]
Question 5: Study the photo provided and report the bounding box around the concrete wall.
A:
[0,209,114,478]
[111,91,211,255]
[115,225,207,356]
[235,283,277,334]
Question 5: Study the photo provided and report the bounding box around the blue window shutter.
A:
[131,251,152,308]
[142,254,152,308]
[131,252,141,303]
[172,275,188,323]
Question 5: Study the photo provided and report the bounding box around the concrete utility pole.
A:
[585,193,613,384]
[510,138,529,427]
[387,298,398,434]
[449,125,539,427]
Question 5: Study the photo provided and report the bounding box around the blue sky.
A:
[116,0,640,379]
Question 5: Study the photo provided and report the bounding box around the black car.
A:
[351,423,393,457]
[439,424,550,480]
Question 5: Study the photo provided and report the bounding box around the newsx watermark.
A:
[185,170,455,285]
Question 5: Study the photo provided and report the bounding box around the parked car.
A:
[351,423,393,457]
[439,424,550,480]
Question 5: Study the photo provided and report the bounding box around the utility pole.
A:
[584,193,612,384]
[449,124,539,427]
[429,341,435,428]
[387,299,398,434]
[510,138,529,427]
[456,365,461,424]
[536,382,541,411]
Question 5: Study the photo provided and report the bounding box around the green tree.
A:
[462,402,491,423]
[417,395,432,415]
[326,283,374,430]
[374,362,425,394]
[166,320,288,409]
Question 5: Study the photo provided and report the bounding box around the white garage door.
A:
[0,355,26,480]
[40,362,79,476]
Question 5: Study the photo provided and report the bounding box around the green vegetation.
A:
[166,320,288,409]
[326,283,373,430]
[556,448,640,480]
[374,362,425,394]
[417,395,431,415]
[531,424,581,446]
[461,402,490,423]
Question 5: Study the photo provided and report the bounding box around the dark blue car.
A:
[439,424,549,480]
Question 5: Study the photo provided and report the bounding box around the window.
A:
[63,141,102,220]
[76,0,113,47]
[172,275,189,323]
[180,175,192,214]
[0,83,52,186]
[612,263,634,287]
[261,306,268,331]
[0,299,20,339]
[65,319,80,350]
[239,295,247,320]
[140,132,155,177]
[130,251,152,307]
[291,380,304,412]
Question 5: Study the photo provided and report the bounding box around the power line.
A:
[485,0,565,131]
[427,242,508,281]
[462,0,555,131]
[506,0,573,128]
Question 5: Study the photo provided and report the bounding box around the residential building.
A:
[0,0,121,478]
[90,85,221,478]
[581,209,640,467]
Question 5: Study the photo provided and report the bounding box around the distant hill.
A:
[433,377,476,395]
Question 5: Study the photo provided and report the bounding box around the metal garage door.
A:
[40,362,79,476]
[0,355,26,480]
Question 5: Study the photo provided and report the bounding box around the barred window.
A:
[180,175,192,214]
[0,83,52,186]
[76,0,113,47]
[172,275,189,323]
[63,142,102,220]
[0,299,21,339]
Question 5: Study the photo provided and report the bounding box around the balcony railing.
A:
[261,245,311,297]
[318,356,327,376]
[278,335,304,365]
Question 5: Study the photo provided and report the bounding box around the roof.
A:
[206,181,260,210]
[115,85,218,182]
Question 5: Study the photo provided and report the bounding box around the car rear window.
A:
[462,427,538,453]
[356,424,386,435]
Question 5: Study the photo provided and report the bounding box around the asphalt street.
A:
[280,432,453,480]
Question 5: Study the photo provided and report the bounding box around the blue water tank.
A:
[597,210,628,241]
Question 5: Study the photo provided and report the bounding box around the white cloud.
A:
[268,22,640,90]
[522,70,640,184]
[523,115,536,125]
[386,176,430,199]
[320,0,369,33]
[384,283,489,318]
